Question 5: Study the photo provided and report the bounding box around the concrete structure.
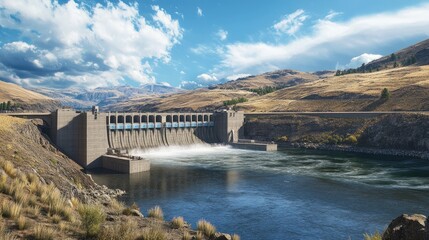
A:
[102,155,150,174]
[47,109,247,172]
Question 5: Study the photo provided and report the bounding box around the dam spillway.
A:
[49,109,245,170]
[107,113,219,150]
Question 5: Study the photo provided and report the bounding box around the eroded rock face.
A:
[382,214,427,240]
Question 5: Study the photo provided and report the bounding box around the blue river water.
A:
[90,145,429,240]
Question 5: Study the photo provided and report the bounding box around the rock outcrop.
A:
[382,214,428,240]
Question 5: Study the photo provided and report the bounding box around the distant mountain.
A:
[364,38,429,70]
[0,81,60,112]
[106,69,324,112]
[31,84,183,110]
[215,69,323,90]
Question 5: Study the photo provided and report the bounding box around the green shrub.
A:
[380,88,390,100]
[223,97,248,106]
[344,135,358,144]
[275,136,288,142]
[78,204,106,237]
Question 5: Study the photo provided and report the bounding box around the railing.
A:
[108,121,215,130]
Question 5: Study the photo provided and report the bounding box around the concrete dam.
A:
[48,108,247,173]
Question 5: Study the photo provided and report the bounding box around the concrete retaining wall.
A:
[102,155,150,174]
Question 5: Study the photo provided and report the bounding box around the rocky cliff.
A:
[244,113,429,153]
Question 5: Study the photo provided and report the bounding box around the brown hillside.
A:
[238,66,429,112]
[108,66,429,112]
[107,88,256,112]
[0,81,60,111]
[365,38,429,70]
[216,69,322,90]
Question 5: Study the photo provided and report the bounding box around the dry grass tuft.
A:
[70,197,80,209]
[0,174,7,192]
[97,220,138,240]
[109,198,125,215]
[364,231,382,240]
[231,234,241,240]
[16,215,28,230]
[78,204,106,237]
[33,224,56,240]
[197,219,216,238]
[148,206,164,220]
[26,173,39,184]
[182,231,192,240]
[171,216,186,229]
[27,205,41,216]
[1,161,17,178]
[51,214,62,224]
[137,227,166,240]
[1,201,22,219]
[195,231,204,240]
[0,228,17,240]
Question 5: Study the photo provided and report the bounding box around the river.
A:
[90,144,429,240]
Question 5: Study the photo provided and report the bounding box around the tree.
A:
[390,53,397,61]
[380,88,390,100]
[6,101,11,110]
[393,62,398,68]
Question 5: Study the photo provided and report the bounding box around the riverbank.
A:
[280,142,429,160]
[244,113,429,158]
[0,116,239,240]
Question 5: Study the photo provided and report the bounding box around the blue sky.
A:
[0,0,429,89]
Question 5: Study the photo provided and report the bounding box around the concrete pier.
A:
[229,139,278,151]
[102,155,150,174]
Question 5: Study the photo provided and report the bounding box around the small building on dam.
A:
[49,108,250,173]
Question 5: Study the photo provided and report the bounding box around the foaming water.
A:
[91,146,429,240]
[130,145,429,189]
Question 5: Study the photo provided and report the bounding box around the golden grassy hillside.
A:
[238,66,429,112]
[0,81,51,103]
[109,88,256,112]
[109,66,429,112]
[217,69,322,90]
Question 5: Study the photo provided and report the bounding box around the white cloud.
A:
[217,29,228,41]
[324,10,342,20]
[180,70,186,75]
[179,80,202,90]
[345,53,383,69]
[160,81,172,87]
[220,3,429,75]
[273,9,308,36]
[226,74,251,81]
[197,73,218,83]
[190,44,223,55]
[0,0,183,89]
[197,7,203,17]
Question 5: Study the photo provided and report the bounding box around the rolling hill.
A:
[0,81,60,111]
[107,70,323,112]
[107,39,429,113]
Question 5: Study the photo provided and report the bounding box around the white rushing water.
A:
[129,144,429,189]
